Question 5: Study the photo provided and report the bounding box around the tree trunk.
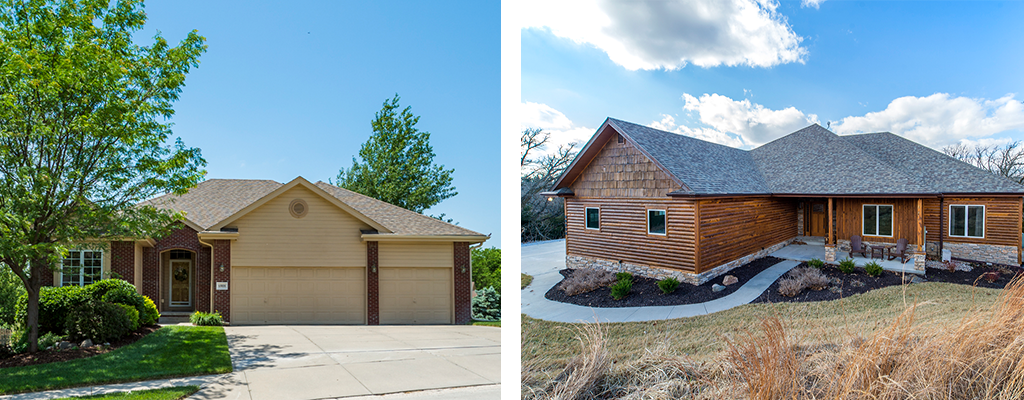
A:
[26,261,44,353]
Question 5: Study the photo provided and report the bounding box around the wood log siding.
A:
[568,135,680,198]
[697,198,798,272]
[834,198,919,245]
[565,198,697,272]
[923,197,1022,247]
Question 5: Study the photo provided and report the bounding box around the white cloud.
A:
[649,114,746,148]
[520,102,594,155]
[832,93,1024,147]
[801,0,825,9]
[681,93,819,146]
[521,0,807,70]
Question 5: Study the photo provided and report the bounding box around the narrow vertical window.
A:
[585,207,600,230]
[648,209,666,235]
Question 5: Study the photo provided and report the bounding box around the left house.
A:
[40,176,489,325]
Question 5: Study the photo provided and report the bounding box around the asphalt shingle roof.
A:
[589,118,1024,196]
[315,182,486,236]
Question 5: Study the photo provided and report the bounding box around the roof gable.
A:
[315,182,486,237]
[139,179,283,230]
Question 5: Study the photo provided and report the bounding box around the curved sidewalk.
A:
[521,240,800,323]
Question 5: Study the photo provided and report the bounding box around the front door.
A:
[808,201,828,237]
[169,260,192,307]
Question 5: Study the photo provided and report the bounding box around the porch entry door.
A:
[808,201,828,237]
[169,260,192,307]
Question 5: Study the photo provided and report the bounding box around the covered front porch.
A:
[771,236,924,275]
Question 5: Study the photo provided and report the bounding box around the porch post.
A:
[912,198,927,272]
[825,197,836,262]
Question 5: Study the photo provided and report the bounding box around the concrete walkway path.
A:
[521,240,800,323]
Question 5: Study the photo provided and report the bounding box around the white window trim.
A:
[862,204,894,238]
[585,207,600,230]
[949,204,986,239]
[59,249,104,287]
[647,209,667,235]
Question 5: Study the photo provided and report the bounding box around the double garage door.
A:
[231,266,451,325]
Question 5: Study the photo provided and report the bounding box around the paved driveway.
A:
[193,325,501,400]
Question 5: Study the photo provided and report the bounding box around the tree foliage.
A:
[942,141,1024,184]
[471,246,500,293]
[336,94,456,213]
[521,128,579,242]
[0,0,207,351]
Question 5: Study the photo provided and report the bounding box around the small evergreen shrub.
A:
[64,300,132,343]
[471,287,500,321]
[190,311,224,326]
[98,280,150,327]
[116,303,140,331]
[610,278,633,300]
[615,272,633,282]
[838,258,856,274]
[141,296,160,326]
[864,261,883,277]
[808,258,825,269]
[657,277,680,294]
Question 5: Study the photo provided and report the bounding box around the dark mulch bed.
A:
[752,262,1024,304]
[0,325,160,369]
[545,256,784,308]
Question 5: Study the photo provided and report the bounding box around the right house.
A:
[544,118,1024,285]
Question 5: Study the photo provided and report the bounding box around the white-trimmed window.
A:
[585,207,600,230]
[863,204,893,237]
[949,204,985,238]
[60,250,102,287]
[648,209,666,235]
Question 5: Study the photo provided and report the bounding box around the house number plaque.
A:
[216,282,228,290]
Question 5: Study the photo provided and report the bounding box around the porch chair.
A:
[849,235,869,258]
[888,238,910,263]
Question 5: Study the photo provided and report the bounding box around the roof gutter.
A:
[197,231,240,241]
[360,234,490,243]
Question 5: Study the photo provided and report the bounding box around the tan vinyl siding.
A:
[230,186,372,267]
[378,242,454,268]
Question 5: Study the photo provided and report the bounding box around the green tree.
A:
[336,94,456,213]
[471,246,500,293]
[0,0,207,352]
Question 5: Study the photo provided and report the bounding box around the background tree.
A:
[521,128,579,242]
[470,246,500,293]
[942,141,1024,184]
[0,0,207,352]
[336,94,456,213]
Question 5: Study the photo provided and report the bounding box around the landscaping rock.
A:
[911,276,927,284]
[712,284,726,292]
[80,339,93,348]
[57,341,73,350]
[723,275,739,286]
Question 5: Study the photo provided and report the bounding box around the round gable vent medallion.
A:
[289,198,308,218]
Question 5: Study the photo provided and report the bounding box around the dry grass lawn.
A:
[522,282,1006,399]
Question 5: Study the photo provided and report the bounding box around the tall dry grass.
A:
[546,321,610,400]
[726,317,801,400]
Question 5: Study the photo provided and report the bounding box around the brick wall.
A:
[366,241,379,325]
[454,242,472,325]
[144,224,212,312]
[212,240,231,322]
[110,241,135,284]
[142,247,159,304]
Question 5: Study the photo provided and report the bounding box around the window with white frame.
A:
[648,209,666,235]
[585,207,600,230]
[61,250,102,287]
[863,204,893,237]
[949,204,985,238]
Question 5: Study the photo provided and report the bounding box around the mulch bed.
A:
[0,325,160,369]
[544,256,784,308]
[752,262,1024,304]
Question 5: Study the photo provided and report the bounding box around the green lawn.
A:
[472,320,501,327]
[56,386,200,400]
[521,273,533,289]
[0,326,232,395]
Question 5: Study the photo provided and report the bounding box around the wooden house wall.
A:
[834,198,919,244]
[923,197,1022,247]
[697,198,797,272]
[565,198,697,272]
[568,135,680,198]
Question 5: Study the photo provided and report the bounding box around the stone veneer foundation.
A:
[941,242,1018,266]
[566,238,795,285]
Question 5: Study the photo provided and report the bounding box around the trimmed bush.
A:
[471,287,500,321]
[141,296,160,326]
[558,269,617,296]
[808,258,825,269]
[838,258,856,274]
[657,277,680,295]
[864,261,884,277]
[64,300,132,343]
[190,311,223,326]
[116,303,140,331]
[610,277,633,300]
[615,272,633,282]
[778,277,803,297]
[92,279,152,325]
[17,285,90,336]
[0,267,26,328]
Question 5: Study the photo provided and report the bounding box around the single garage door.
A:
[379,267,452,324]
[232,267,365,325]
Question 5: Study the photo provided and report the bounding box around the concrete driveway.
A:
[193,325,501,400]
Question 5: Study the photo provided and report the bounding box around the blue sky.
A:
[521,0,1024,154]
[137,1,501,247]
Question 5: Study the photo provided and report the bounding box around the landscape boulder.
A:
[723,275,739,286]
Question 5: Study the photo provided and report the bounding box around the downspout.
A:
[938,195,944,257]
[197,236,214,313]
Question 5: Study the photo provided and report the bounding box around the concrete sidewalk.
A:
[521,240,800,323]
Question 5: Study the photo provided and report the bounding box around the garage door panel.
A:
[379,267,451,325]
[232,267,365,325]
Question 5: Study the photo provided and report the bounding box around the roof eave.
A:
[360,234,490,243]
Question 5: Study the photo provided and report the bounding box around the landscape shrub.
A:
[778,277,803,297]
[96,279,151,327]
[864,261,883,277]
[17,285,90,336]
[0,267,26,328]
[141,296,160,325]
[615,272,633,282]
[808,258,825,269]
[64,300,132,343]
[778,267,830,297]
[190,311,224,326]
[472,287,501,321]
[116,303,140,331]
[38,331,63,350]
[610,277,633,300]
[558,269,617,296]
[657,277,680,295]
[838,258,856,274]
